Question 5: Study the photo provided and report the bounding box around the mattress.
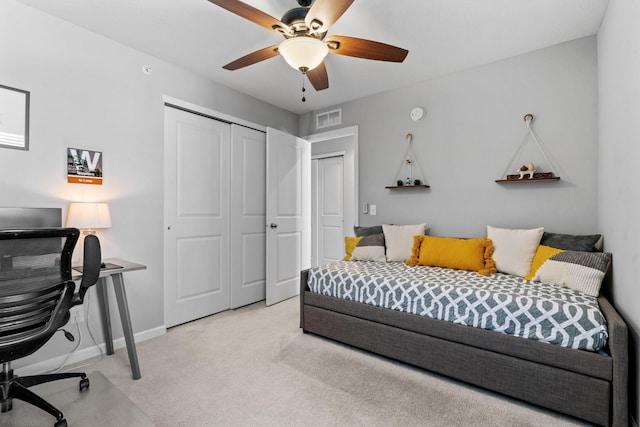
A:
[306,261,608,352]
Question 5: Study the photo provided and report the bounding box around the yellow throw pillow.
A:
[525,245,564,280]
[406,235,497,276]
[343,236,362,260]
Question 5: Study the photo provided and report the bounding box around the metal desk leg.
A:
[96,277,114,355]
[111,273,142,380]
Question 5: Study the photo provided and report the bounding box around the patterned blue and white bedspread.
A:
[307,261,608,352]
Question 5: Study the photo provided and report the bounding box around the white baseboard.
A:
[15,325,166,376]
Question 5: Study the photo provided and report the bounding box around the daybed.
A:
[299,226,628,427]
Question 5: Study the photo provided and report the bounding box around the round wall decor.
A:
[410,107,425,122]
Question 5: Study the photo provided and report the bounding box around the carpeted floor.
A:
[1,371,154,427]
[3,296,589,426]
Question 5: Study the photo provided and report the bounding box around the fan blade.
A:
[326,36,408,62]
[223,45,280,70]
[306,62,329,91]
[207,0,291,34]
[305,0,354,34]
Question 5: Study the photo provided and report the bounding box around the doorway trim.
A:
[162,95,266,132]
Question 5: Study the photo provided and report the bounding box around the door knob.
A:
[270,223,278,229]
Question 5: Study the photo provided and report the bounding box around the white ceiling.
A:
[16,0,608,114]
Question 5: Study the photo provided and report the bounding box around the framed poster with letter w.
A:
[67,147,103,185]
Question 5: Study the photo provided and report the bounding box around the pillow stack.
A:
[525,232,609,296]
[531,250,611,296]
[487,226,610,297]
[342,223,611,296]
[343,224,427,262]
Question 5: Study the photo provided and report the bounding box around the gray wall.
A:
[0,0,297,368]
[598,0,640,423]
[300,37,599,239]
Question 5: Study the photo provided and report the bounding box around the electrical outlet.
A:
[369,204,377,215]
[70,305,85,323]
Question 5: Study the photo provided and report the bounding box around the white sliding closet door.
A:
[164,106,230,327]
[165,103,307,323]
[230,125,266,308]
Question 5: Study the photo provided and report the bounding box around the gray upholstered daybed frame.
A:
[300,269,628,427]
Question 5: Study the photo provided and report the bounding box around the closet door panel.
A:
[230,124,266,308]
[164,106,230,327]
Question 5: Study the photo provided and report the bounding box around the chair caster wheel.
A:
[55,418,68,427]
[79,377,90,391]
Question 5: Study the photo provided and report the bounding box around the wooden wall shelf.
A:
[495,173,560,183]
[385,184,430,189]
[497,114,562,185]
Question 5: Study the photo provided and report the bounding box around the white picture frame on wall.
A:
[0,84,30,151]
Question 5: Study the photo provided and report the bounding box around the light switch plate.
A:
[369,204,377,215]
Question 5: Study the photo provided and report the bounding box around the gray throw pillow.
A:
[354,225,384,237]
[540,232,602,252]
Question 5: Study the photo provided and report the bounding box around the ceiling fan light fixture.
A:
[279,37,328,72]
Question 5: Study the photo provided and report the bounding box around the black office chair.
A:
[0,228,101,427]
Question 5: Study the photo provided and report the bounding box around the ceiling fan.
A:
[207,0,409,98]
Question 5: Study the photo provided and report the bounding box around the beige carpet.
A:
[78,296,587,427]
[0,371,154,427]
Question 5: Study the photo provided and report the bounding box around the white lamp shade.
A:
[278,37,329,71]
[66,202,112,230]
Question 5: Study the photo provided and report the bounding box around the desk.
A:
[73,258,145,380]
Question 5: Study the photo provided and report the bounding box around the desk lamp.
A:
[66,202,112,235]
[66,202,111,266]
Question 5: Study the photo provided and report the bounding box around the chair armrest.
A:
[72,235,102,305]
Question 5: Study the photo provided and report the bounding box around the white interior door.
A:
[230,124,266,308]
[307,126,358,260]
[266,127,310,306]
[164,106,230,327]
[315,155,344,266]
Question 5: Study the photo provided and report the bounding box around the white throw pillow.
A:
[532,251,611,296]
[487,226,544,277]
[382,223,427,262]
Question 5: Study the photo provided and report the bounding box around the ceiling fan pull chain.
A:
[301,72,307,102]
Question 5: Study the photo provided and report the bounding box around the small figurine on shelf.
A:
[518,162,535,179]
[405,177,412,185]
